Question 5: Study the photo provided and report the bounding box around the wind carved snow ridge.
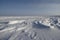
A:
[0,16,60,40]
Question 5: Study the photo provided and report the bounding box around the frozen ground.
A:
[0,16,60,40]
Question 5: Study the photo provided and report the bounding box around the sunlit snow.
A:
[0,16,60,40]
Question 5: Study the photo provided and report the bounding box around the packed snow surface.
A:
[0,16,60,40]
[8,20,25,24]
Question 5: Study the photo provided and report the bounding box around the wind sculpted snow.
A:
[0,16,60,40]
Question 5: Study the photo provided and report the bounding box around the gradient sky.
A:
[0,0,60,16]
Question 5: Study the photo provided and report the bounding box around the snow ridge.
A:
[0,16,60,40]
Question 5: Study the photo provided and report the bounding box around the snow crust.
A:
[0,16,60,40]
[8,20,25,24]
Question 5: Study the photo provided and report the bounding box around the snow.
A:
[0,16,60,40]
[8,20,25,24]
[0,27,15,32]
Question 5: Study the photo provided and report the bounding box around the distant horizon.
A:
[0,15,60,17]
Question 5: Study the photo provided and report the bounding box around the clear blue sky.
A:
[0,0,60,16]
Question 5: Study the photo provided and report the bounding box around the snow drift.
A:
[8,20,26,24]
[0,16,60,40]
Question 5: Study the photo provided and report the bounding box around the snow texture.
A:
[0,16,60,40]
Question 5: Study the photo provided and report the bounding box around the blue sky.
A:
[0,0,60,16]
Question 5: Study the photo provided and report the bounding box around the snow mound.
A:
[32,20,50,29]
[30,17,60,29]
[8,20,26,24]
